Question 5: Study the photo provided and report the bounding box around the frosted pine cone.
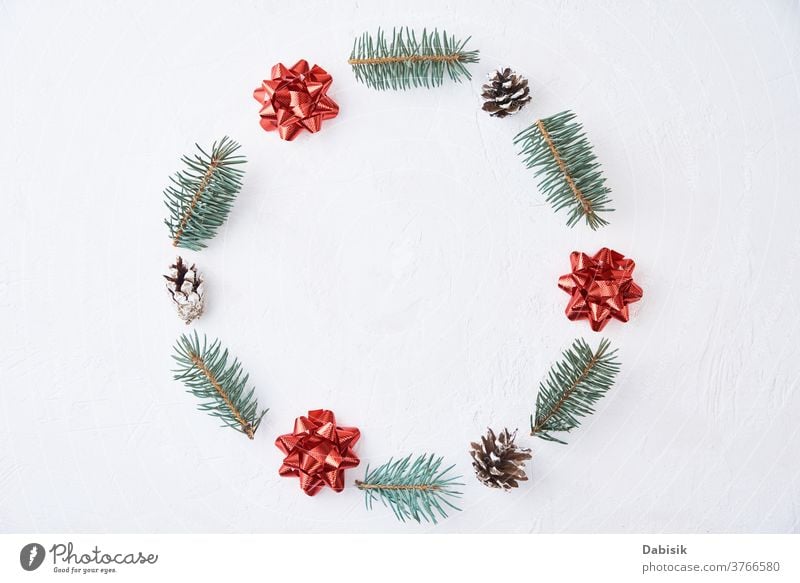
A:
[481,68,532,118]
[164,257,205,324]
[470,428,532,490]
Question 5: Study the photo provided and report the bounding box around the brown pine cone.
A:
[481,68,532,118]
[164,257,205,324]
[470,428,532,490]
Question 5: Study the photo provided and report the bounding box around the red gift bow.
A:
[253,60,339,141]
[558,247,643,332]
[275,409,360,496]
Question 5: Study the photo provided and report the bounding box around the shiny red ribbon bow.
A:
[253,60,339,141]
[558,247,643,332]
[275,409,360,496]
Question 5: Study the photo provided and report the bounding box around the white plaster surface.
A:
[1,0,799,533]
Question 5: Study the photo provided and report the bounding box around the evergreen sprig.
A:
[356,454,463,524]
[172,331,267,439]
[514,111,613,230]
[348,28,479,90]
[164,136,246,251]
[531,338,620,444]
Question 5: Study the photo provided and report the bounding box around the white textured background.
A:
[2,0,799,533]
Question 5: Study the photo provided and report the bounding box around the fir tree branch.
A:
[163,137,246,251]
[514,111,613,230]
[172,158,220,247]
[348,27,479,91]
[355,482,442,492]
[535,119,592,218]
[532,348,600,435]
[356,454,463,524]
[348,53,462,65]
[531,338,620,444]
[172,331,267,439]
[188,352,254,439]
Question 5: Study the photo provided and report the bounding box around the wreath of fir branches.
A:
[161,24,631,525]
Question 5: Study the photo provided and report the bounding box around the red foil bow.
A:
[275,409,360,496]
[253,60,339,141]
[558,247,643,332]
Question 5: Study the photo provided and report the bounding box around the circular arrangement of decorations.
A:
[160,26,644,525]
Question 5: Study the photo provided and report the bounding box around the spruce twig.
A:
[163,137,246,251]
[356,454,463,523]
[531,338,620,444]
[172,331,267,439]
[348,27,479,90]
[514,111,613,230]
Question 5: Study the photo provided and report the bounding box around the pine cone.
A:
[470,428,532,490]
[481,68,532,118]
[164,257,205,324]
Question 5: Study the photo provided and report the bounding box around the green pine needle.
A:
[164,136,246,251]
[348,27,479,90]
[531,338,620,444]
[172,331,267,439]
[356,454,463,524]
[514,111,613,230]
